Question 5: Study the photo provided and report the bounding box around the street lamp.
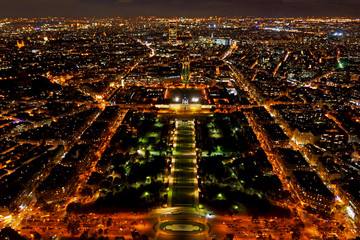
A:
[217,193,224,200]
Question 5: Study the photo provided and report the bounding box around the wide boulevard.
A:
[155,118,209,240]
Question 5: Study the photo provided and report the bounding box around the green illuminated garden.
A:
[196,113,291,217]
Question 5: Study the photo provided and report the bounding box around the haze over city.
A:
[0,0,360,17]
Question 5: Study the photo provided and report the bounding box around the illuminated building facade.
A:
[291,170,334,212]
[169,20,177,45]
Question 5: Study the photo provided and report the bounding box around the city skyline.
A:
[1,15,360,240]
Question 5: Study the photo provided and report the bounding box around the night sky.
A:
[0,0,359,18]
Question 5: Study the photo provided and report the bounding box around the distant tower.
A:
[181,57,190,84]
[169,20,177,45]
[17,40,25,49]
